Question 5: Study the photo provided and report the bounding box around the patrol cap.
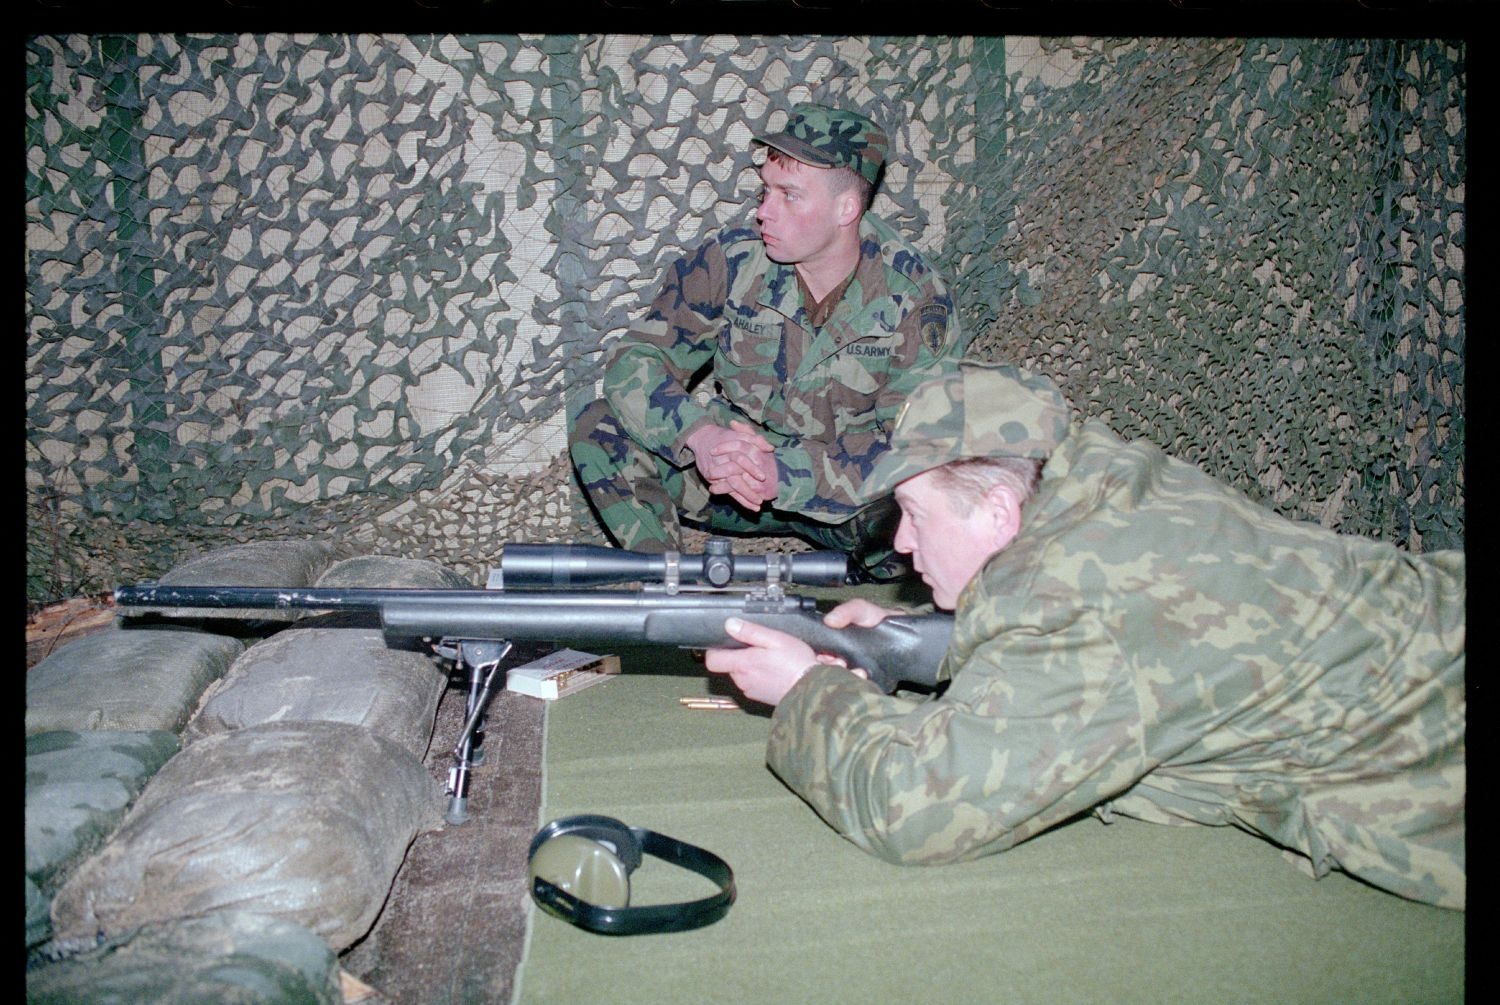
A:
[857,361,1072,501]
[753,103,889,185]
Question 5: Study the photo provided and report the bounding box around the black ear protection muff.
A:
[527,814,736,935]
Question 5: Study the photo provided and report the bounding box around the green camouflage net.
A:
[955,38,1463,551]
[25,35,1463,605]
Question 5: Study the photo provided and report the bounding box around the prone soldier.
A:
[706,360,1466,910]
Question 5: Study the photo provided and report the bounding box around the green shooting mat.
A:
[516,663,1464,1004]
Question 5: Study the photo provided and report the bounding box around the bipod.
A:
[438,639,513,825]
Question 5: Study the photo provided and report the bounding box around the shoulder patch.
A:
[919,304,949,353]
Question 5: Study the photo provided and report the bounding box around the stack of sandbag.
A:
[26,541,464,1002]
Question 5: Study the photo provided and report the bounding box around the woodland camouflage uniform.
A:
[570,104,967,575]
[767,361,1466,909]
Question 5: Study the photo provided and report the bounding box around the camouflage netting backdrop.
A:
[25,35,1464,605]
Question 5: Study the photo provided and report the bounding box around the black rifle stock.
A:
[114,538,953,823]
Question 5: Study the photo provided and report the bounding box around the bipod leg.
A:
[444,639,512,825]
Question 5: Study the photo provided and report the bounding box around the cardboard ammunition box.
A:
[504,649,620,700]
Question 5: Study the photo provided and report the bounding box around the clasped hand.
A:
[686,419,778,511]
[703,599,900,706]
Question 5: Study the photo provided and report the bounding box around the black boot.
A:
[823,496,911,584]
[846,550,916,585]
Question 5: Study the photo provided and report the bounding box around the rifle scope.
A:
[494,537,847,589]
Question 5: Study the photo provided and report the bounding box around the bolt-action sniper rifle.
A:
[114,538,953,824]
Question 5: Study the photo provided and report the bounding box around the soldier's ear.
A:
[983,484,1024,551]
[835,187,862,227]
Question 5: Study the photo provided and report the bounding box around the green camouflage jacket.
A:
[767,422,1466,908]
[600,213,966,521]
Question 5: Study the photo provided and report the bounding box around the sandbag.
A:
[184,622,448,761]
[26,910,341,1004]
[26,730,180,891]
[26,876,49,948]
[26,627,244,735]
[51,720,444,951]
[147,538,339,621]
[316,554,472,588]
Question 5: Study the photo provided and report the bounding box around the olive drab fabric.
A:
[753,103,889,185]
[570,212,966,550]
[768,422,1465,909]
